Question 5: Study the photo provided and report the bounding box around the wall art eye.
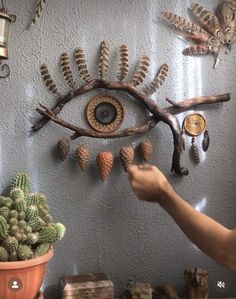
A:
[161,1,236,68]
[32,41,230,180]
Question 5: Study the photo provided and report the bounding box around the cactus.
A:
[3,236,18,254]
[12,173,30,194]
[0,173,65,261]
[34,243,50,257]
[17,245,33,261]
[0,247,9,262]
[38,223,65,243]
[0,216,8,240]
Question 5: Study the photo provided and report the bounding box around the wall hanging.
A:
[32,41,230,177]
[0,0,16,78]
[29,0,46,28]
[161,1,236,68]
[182,113,209,163]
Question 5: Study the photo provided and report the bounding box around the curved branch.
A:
[36,105,158,139]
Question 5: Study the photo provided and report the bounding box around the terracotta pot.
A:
[0,248,53,299]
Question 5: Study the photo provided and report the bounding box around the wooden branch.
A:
[33,79,230,176]
[36,106,158,139]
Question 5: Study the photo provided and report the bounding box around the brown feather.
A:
[143,64,169,95]
[60,53,77,90]
[99,41,109,80]
[183,44,210,55]
[40,64,61,97]
[117,44,129,81]
[161,11,207,34]
[132,56,150,87]
[74,48,92,83]
[30,0,46,27]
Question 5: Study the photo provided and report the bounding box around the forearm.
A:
[160,184,233,269]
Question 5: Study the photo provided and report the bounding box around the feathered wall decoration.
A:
[29,0,46,28]
[32,41,230,176]
[161,1,236,68]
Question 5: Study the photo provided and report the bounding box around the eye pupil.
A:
[95,103,117,124]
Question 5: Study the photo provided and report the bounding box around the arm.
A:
[127,164,236,271]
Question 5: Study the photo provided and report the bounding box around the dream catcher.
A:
[32,41,229,181]
[182,113,210,163]
[161,0,236,68]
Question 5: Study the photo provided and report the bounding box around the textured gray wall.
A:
[0,0,236,298]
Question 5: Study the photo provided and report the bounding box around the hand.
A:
[127,164,171,204]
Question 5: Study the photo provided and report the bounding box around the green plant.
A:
[0,173,65,261]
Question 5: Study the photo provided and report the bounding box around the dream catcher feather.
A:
[29,0,47,28]
[161,0,236,68]
[32,41,230,179]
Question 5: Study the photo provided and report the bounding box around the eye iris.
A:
[94,103,117,125]
[86,95,124,133]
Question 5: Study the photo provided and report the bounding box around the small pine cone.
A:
[57,138,70,161]
[96,152,113,182]
[75,145,90,173]
[140,139,153,161]
[120,147,134,172]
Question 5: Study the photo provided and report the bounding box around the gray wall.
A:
[1,0,236,298]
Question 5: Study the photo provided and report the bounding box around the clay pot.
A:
[0,248,53,299]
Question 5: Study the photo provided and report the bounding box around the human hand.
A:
[127,164,171,204]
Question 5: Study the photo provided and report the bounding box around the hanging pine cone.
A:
[120,146,134,172]
[57,138,70,161]
[140,139,153,161]
[75,145,90,173]
[96,152,113,182]
[191,137,200,163]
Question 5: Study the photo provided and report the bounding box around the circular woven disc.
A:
[183,113,207,136]
[86,95,124,133]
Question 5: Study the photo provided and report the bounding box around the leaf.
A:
[74,48,93,83]
[117,44,129,81]
[60,52,77,90]
[131,56,150,87]
[143,64,169,95]
[161,11,207,34]
[99,41,109,80]
[40,64,61,97]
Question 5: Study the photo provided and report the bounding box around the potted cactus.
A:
[0,173,65,299]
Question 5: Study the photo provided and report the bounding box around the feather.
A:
[202,130,210,152]
[117,44,129,81]
[225,0,236,11]
[183,44,210,55]
[74,48,92,83]
[99,41,109,80]
[216,1,235,28]
[131,56,150,87]
[40,64,61,97]
[191,138,200,163]
[190,3,221,35]
[143,64,169,95]
[30,0,46,27]
[177,31,209,43]
[161,11,207,34]
[60,53,77,90]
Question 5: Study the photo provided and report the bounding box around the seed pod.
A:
[140,139,153,161]
[57,138,70,161]
[191,137,200,163]
[75,145,90,173]
[120,147,134,172]
[96,152,114,182]
[202,130,210,152]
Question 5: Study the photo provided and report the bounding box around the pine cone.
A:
[120,146,134,172]
[96,152,113,182]
[57,138,70,161]
[140,139,153,161]
[75,145,90,173]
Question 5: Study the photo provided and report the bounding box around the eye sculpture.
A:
[161,0,236,68]
[32,41,230,178]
